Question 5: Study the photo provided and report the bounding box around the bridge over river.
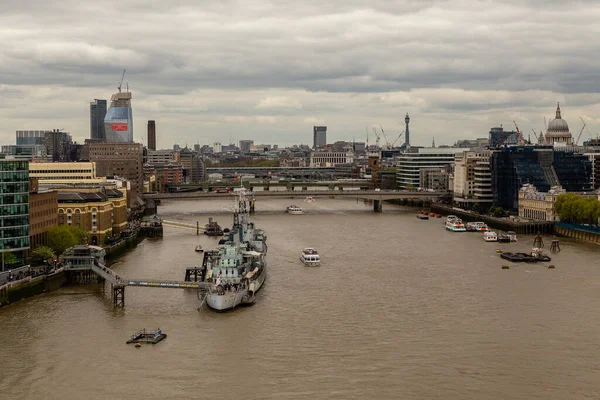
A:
[143,189,443,213]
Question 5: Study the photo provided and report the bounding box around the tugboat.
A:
[204,218,224,236]
[530,248,551,262]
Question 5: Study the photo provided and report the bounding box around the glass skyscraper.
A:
[90,99,107,141]
[104,91,133,143]
[0,156,30,269]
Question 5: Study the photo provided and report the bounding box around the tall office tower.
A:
[147,120,156,151]
[90,99,107,141]
[44,130,73,162]
[0,156,30,269]
[104,89,133,143]
[313,126,327,149]
[239,140,254,153]
[405,113,410,148]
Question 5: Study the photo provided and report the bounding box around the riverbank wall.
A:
[104,230,144,262]
[0,270,67,308]
[429,204,554,235]
[554,223,600,244]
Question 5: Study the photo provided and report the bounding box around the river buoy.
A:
[135,343,142,348]
[548,265,555,269]
[496,249,503,253]
[502,265,510,269]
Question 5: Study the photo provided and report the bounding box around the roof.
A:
[58,191,109,203]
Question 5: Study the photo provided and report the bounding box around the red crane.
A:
[513,121,525,145]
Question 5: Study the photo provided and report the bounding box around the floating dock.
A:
[126,329,167,345]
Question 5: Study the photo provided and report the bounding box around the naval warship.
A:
[199,189,267,311]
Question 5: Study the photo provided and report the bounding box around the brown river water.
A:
[1,198,599,400]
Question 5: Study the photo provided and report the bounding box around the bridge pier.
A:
[373,200,382,212]
[113,285,125,307]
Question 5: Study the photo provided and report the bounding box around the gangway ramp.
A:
[125,279,206,289]
[162,220,205,232]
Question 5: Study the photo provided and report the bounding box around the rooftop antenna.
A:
[117,69,126,92]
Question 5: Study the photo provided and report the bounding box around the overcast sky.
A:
[1,0,600,148]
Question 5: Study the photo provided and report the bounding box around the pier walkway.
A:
[64,261,206,307]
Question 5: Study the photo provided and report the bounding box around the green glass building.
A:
[0,156,30,270]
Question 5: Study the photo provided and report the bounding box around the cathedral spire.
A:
[556,102,562,119]
[432,137,435,148]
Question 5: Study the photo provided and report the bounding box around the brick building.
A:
[29,179,58,249]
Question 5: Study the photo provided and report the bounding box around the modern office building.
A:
[396,148,468,189]
[29,162,98,183]
[453,151,494,206]
[88,143,143,207]
[313,126,327,149]
[44,129,73,162]
[491,146,592,210]
[104,90,133,143]
[489,127,519,148]
[0,156,30,269]
[239,140,254,153]
[16,130,47,146]
[146,149,178,165]
[179,148,205,183]
[90,99,107,141]
[420,168,450,192]
[147,120,156,151]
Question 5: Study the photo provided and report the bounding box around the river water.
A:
[1,198,599,400]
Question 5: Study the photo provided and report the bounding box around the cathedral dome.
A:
[545,103,572,145]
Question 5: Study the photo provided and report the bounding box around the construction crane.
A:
[372,127,381,149]
[379,125,392,149]
[575,117,587,146]
[117,69,126,92]
[513,120,525,146]
[390,131,405,148]
[531,129,539,143]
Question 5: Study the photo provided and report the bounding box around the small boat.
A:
[497,234,511,243]
[195,245,203,253]
[483,231,498,242]
[429,212,436,217]
[416,212,429,220]
[286,205,304,215]
[466,222,478,232]
[300,248,321,267]
[500,252,527,263]
[304,197,315,202]
[530,248,551,262]
[445,216,466,232]
[474,222,488,231]
[436,214,442,218]
[507,231,518,242]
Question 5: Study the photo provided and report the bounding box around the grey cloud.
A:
[0,0,600,146]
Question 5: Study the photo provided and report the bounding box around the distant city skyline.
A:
[1,1,600,147]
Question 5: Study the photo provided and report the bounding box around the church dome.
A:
[546,103,571,142]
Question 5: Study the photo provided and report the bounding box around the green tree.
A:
[554,193,600,225]
[472,203,481,213]
[47,225,89,254]
[31,246,56,264]
[2,251,16,267]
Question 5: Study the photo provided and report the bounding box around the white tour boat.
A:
[445,216,467,232]
[474,222,489,231]
[300,248,321,266]
[286,205,304,215]
[483,231,498,242]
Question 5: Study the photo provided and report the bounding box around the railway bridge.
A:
[143,189,443,213]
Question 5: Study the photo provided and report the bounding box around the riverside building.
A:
[0,156,30,269]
